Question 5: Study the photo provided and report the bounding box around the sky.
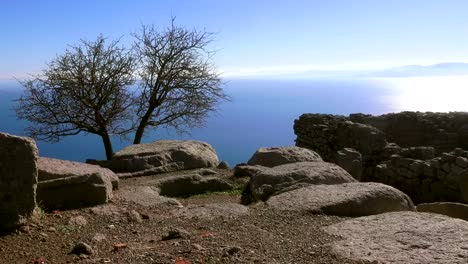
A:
[2,0,468,79]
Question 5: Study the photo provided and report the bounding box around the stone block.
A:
[451,163,465,175]
[441,153,455,162]
[0,133,38,230]
[430,158,441,169]
[455,156,468,168]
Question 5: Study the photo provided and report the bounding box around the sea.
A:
[2,76,468,166]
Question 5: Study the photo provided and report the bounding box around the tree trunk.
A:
[133,123,145,144]
[133,111,152,144]
[101,133,114,160]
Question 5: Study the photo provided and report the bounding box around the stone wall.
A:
[294,113,390,180]
[294,112,468,203]
[350,111,468,153]
[294,114,387,161]
[374,149,468,203]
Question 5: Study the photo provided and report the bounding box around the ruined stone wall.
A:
[374,149,468,203]
[350,112,468,153]
[294,112,468,203]
[294,114,387,161]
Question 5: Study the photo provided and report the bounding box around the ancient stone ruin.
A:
[294,111,468,204]
[0,133,38,230]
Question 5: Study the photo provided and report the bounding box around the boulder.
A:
[38,157,119,190]
[417,202,468,221]
[248,161,357,201]
[233,163,267,177]
[247,146,322,167]
[90,140,219,173]
[37,158,113,210]
[324,211,468,263]
[158,174,233,197]
[0,133,38,230]
[267,182,415,216]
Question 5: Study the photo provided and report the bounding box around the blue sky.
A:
[2,0,468,79]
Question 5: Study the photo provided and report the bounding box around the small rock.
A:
[127,210,143,223]
[51,210,62,218]
[112,243,127,252]
[108,224,116,229]
[70,242,93,255]
[48,227,57,232]
[140,213,150,220]
[33,257,45,264]
[226,246,242,255]
[162,227,191,241]
[217,161,230,169]
[192,243,205,251]
[169,200,184,208]
[68,215,88,227]
[91,233,106,243]
[19,225,31,233]
[39,232,48,237]
[175,257,192,264]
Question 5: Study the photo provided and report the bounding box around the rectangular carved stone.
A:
[0,133,38,230]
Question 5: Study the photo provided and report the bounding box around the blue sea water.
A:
[0,77,460,165]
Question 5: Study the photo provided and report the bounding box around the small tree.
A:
[132,21,228,144]
[15,36,135,160]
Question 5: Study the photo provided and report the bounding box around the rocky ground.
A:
[0,169,372,264]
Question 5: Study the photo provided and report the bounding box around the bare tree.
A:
[15,36,135,160]
[132,20,228,144]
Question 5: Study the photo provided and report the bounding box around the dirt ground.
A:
[0,169,371,264]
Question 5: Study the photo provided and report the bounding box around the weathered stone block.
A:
[400,146,435,160]
[430,158,441,169]
[336,148,362,180]
[441,153,455,162]
[437,170,447,180]
[409,161,423,174]
[441,162,451,173]
[451,163,465,175]
[455,156,468,168]
[395,158,414,168]
[37,172,112,210]
[0,133,38,230]
[454,148,464,156]
[422,163,436,178]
